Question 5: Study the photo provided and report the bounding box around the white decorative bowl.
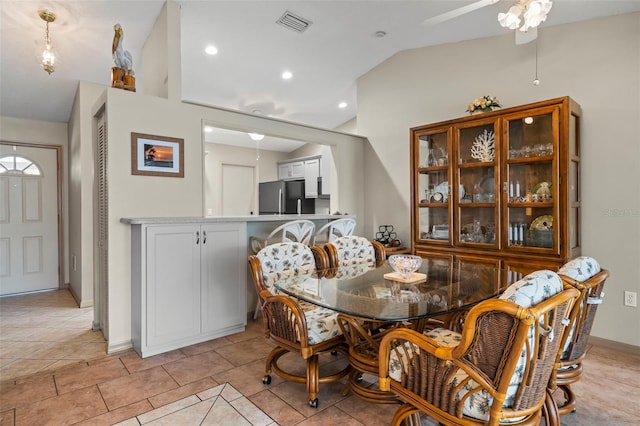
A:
[388,254,422,279]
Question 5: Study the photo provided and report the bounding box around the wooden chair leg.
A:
[392,403,421,426]
[306,354,320,407]
[556,384,578,415]
[543,388,561,426]
[253,298,261,320]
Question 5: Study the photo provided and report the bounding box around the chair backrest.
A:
[557,256,609,362]
[465,271,578,419]
[248,242,324,294]
[313,217,356,245]
[323,235,386,271]
[250,220,316,254]
[484,270,574,417]
[268,219,316,245]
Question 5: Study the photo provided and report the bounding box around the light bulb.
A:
[533,78,540,86]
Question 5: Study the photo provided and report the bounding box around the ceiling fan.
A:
[422,0,550,45]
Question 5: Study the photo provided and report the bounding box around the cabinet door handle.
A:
[503,182,509,194]
[196,231,200,245]
[203,230,207,244]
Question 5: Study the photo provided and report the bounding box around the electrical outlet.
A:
[624,291,637,307]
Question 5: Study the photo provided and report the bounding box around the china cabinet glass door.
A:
[455,120,499,248]
[415,129,451,244]
[503,107,559,253]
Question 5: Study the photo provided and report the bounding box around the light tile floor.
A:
[1,289,639,425]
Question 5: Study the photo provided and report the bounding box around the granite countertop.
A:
[121,214,353,225]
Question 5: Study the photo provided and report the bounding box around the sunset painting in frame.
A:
[131,132,184,177]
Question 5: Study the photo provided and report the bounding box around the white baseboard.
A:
[68,285,94,308]
[107,340,133,355]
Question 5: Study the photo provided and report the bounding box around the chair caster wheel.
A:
[262,375,272,385]
[309,398,318,408]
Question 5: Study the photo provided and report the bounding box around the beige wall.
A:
[357,13,640,346]
[68,81,107,308]
[139,1,181,100]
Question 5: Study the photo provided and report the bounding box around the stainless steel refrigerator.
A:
[259,180,314,215]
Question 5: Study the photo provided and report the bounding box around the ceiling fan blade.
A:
[515,27,538,45]
[422,0,500,27]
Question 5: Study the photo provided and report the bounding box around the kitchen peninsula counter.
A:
[120,213,350,225]
[122,214,353,357]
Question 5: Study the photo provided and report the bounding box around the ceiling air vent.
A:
[276,11,312,33]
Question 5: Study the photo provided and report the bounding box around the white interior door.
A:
[221,163,255,216]
[0,144,59,296]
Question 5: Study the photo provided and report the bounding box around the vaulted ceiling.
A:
[2,1,638,150]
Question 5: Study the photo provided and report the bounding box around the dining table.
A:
[275,257,521,323]
[274,255,524,403]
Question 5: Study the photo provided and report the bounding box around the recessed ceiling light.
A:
[524,117,534,124]
[204,126,213,133]
[205,45,218,55]
[338,102,348,109]
[282,70,293,80]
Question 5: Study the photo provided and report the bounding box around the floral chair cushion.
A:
[558,256,601,281]
[330,236,376,267]
[257,242,316,293]
[298,300,343,345]
[388,270,563,423]
[333,262,376,279]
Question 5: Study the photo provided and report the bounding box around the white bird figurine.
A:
[112,24,133,71]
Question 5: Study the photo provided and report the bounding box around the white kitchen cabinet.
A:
[131,222,246,357]
[277,160,304,180]
[319,145,332,197]
[303,158,320,198]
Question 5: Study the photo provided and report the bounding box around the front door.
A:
[0,143,60,296]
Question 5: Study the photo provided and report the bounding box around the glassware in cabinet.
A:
[504,108,558,252]
[417,131,449,168]
[418,206,450,242]
[416,168,451,243]
[506,111,555,160]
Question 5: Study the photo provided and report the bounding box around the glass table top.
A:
[274,259,521,322]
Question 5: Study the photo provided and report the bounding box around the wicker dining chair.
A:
[325,236,400,403]
[378,270,579,426]
[313,217,357,245]
[544,256,609,424]
[248,242,349,408]
[323,235,386,277]
[249,219,316,254]
[250,219,316,319]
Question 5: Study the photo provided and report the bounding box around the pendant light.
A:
[38,10,57,75]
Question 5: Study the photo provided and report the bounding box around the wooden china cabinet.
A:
[410,96,582,277]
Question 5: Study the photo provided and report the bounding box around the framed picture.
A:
[131,132,184,177]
